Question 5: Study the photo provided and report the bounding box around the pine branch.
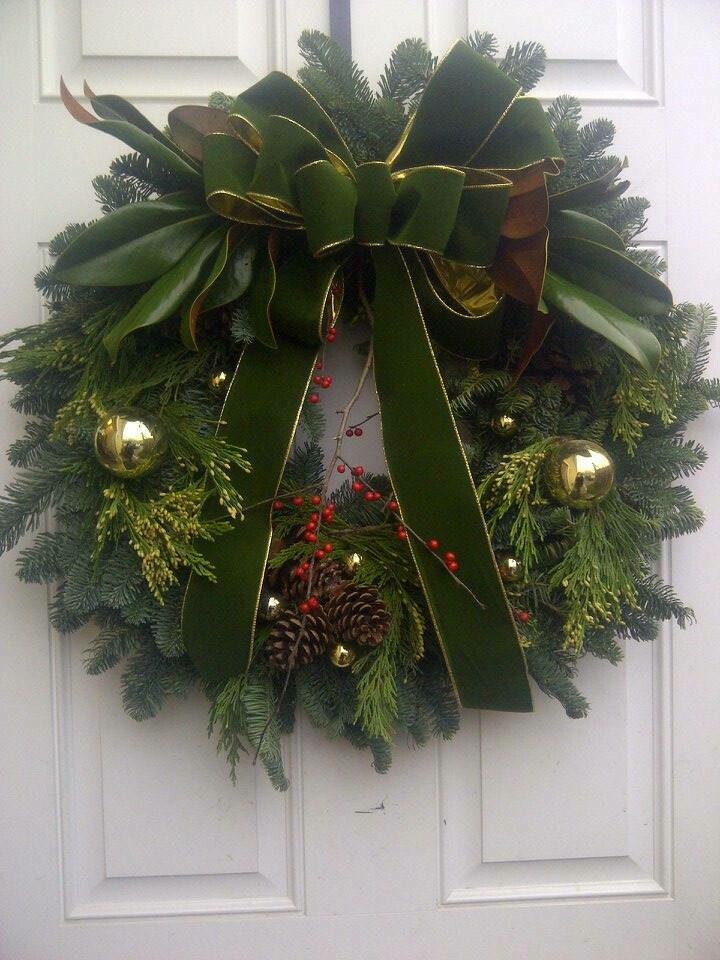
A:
[498,41,547,92]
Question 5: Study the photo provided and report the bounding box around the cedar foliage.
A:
[0,31,715,788]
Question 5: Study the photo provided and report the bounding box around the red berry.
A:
[292,496,303,507]
[346,429,354,437]
[321,377,332,388]
[354,427,363,437]
[352,481,363,492]
[302,561,311,571]
[326,329,337,342]
[517,610,530,624]
[351,465,365,477]
[308,596,319,609]
[336,464,346,474]
[309,394,320,404]
[364,491,375,501]
[447,560,459,573]
[323,543,333,553]
[396,528,408,541]
[272,500,284,510]
[311,496,321,506]
[387,500,398,512]
[426,539,440,551]
[321,507,334,520]
[372,492,382,501]
[313,375,323,385]
[298,601,310,614]
[310,512,319,521]
[315,360,323,370]
[444,552,456,563]
[315,549,325,559]
[304,532,317,543]
[306,521,317,532]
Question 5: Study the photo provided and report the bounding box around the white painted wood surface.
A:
[0,2,718,957]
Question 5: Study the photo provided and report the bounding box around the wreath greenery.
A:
[2,31,717,789]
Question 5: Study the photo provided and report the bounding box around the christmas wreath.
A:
[2,31,717,789]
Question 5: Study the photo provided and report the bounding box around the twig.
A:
[336,455,486,611]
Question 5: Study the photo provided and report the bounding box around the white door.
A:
[1,2,718,958]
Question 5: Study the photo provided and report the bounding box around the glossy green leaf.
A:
[85,87,193,160]
[202,241,257,312]
[549,238,672,316]
[549,159,628,210]
[54,193,216,285]
[180,227,247,350]
[61,80,202,185]
[103,226,227,361]
[543,270,661,372]
[548,209,624,251]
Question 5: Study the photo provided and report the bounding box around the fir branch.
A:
[378,38,436,109]
[498,41,547,92]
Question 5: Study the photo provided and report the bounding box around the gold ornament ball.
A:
[208,369,230,394]
[544,438,615,508]
[490,413,519,438]
[496,552,524,583]
[94,408,168,478]
[328,640,358,668]
[343,552,363,575]
[258,590,287,622]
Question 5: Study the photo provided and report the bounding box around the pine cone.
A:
[280,564,308,602]
[266,608,330,671]
[325,583,390,648]
[313,559,348,599]
[277,558,349,602]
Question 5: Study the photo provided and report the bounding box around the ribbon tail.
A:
[182,337,317,680]
[371,246,533,711]
[181,337,317,681]
[181,248,339,681]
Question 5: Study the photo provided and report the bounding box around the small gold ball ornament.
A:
[208,369,230,394]
[94,408,168,478]
[496,552,524,583]
[343,552,363,575]
[490,413,519,438]
[328,640,358,668]
[544,438,615,508]
[258,590,287,622]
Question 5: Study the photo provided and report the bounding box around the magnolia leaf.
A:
[180,227,255,350]
[548,209,624,251]
[54,193,217,286]
[83,82,186,157]
[104,226,227,360]
[549,239,672,317]
[543,271,661,372]
[549,158,629,210]
[60,79,202,184]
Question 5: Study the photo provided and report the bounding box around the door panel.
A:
[1,2,718,958]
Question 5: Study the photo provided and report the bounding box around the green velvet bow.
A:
[55,42,672,711]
